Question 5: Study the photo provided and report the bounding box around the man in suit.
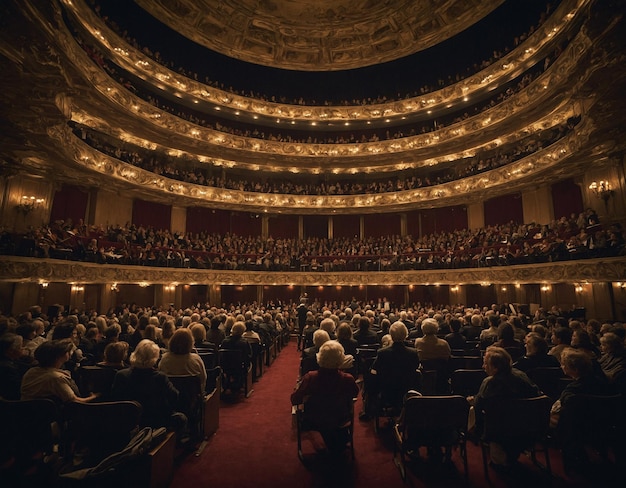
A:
[362,322,421,419]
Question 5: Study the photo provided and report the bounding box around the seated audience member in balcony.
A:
[468,346,542,468]
[97,341,130,370]
[512,332,560,373]
[0,333,32,400]
[111,339,185,432]
[159,328,207,393]
[353,316,379,346]
[549,326,572,363]
[291,340,359,454]
[415,318,451,361]
[444,317,467,350]
[21,340,99,403]
[220,321,252,369]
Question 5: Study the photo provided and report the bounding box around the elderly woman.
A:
[414,318,451,361]
[159,328,207,393]
[598,332,626,385]
[291,340,359,453]
[220,321,252,369]
[512,332,560,373]
[111,339,183,431]
[21,340,98,403]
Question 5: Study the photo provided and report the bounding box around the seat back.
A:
[481,395,551,444]
[218,348,245,373]
[0,398,57,462]
[526,367,566,401]
[450,369,487,397]
[76,365,118,400]
[558,394,625,446]
[63,400,142,466]
[197,351,217,370]
[420,358,450,394]
[356,347,378,376]
[299,355,319,377]
[398,395,470,447]
[167,375,204,440]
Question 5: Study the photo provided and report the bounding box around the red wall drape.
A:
[132,199,171,230]
[186,207,227,235]
[50,185,88,225]
[551,179,584,220]
[230,211,262,237]
[483,193,523,226]
[333,214,360,239]
[406,205,468,238]
[268,214,299,239]
[364,213,401,237]
[303,215,328,239]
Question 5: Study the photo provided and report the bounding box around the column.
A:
[466,202,484,230]
[522,184,553,225]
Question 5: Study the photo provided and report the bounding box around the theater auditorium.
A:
[1,0,626,486]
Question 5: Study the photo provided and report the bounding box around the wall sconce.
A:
[450,285,459,292]
[575,284,584,293]
[138,282,150,288]
[39,281,49,288]
[616,282,626,290]
[15,195,45,216]
[110,283,119,292]
[501,286,507,292]
[541,285,551,292]
[589,180,614,210]
[71,285,84,292]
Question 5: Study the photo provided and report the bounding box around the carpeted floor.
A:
[169,340,618,488]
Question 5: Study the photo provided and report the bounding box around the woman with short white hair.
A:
[291,340,359,453]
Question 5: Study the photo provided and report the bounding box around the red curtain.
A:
[132,199,171,230]
[364,213,401,237]
[303,215,328,239]
[551,179,583,220]
[268,214,299,239]
[333,214,360,239]
[230,211,262,237]
[50,185,88,225]
[406,206,468,238]
[484,193,523,226]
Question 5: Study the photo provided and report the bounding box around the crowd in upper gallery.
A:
[73,117,579,197]
[76,31,557,145]
[87,0,556,106]
[3,208,623,271]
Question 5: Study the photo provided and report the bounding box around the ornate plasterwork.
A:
[132,0,504,72]
[1,256,625,285]
[60,26,589,167]
[62,0,588,123]
[49,119,590,213]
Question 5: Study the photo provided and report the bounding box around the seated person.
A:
[444,318,467,350]
[353,316,379,346]
[549,327,572,363]
[111,339,186,433]
[367,322,421,417]
[550,347,615,469]
[468,346,542,468]
[21,340,98,403]
[291,340,359,453]
[336,323,358,358]
[159,328,207,394]
[598,332,626,392]
[0,333,32,400]
[513,332,560,373]
[415,318,451,361]
[220,321,253,369]
[96,341,129,370]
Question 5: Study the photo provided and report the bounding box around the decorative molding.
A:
[1,256,625,286]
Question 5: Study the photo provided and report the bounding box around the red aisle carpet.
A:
[169,340,607,488]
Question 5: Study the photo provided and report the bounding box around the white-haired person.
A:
[414,318,451,361]
[291,340,359,454]
[111,339,186,434]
